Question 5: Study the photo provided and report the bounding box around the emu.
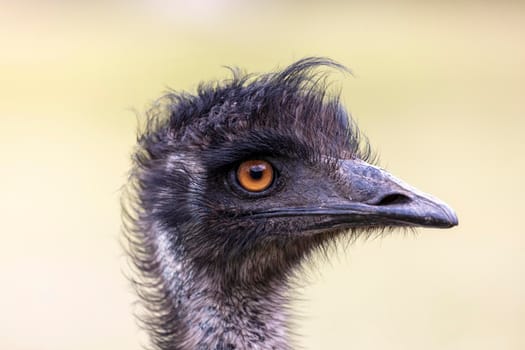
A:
[123,57,458,350]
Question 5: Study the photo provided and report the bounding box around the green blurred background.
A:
[1,1,524,349]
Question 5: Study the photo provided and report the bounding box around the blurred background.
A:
[1,0,524,349]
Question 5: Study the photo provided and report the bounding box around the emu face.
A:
[134,59,456,273]
[125,58,457,349]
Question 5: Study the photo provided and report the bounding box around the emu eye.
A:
[236,160,274,192]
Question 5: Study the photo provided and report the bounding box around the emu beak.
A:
[333,159,458,228]
[248,159,458,230]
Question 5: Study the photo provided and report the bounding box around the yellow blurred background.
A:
[1,1,524,349]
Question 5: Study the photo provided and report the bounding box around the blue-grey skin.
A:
[122,57,457,350]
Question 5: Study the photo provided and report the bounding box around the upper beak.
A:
[331,159,458,228]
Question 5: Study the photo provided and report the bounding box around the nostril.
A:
[375,193,411,206]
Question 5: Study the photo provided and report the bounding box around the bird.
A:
[122,57,458,350]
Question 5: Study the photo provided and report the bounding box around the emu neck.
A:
[174,266,292,350]
[154,239,299,350]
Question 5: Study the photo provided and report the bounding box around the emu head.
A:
[128,58,457,289]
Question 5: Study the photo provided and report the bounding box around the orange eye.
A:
[236,160,274,192]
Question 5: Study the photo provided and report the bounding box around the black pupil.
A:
[249,165,265,180]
